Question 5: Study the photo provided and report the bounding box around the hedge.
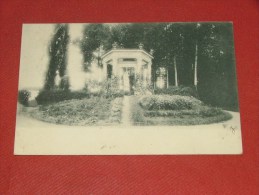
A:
[36,90,89,105]
[154,86,198,98]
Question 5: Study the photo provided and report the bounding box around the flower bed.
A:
[139,95,203,111]
[25,97,123,126]
[129,95,232,126]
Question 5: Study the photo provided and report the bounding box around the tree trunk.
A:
[194,42,198,89]
[174,56,178,87]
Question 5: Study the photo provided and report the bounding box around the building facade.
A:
[101,44,153,94]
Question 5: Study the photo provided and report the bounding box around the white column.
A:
[103,62,107,79]
[119,66,123,90]
[136,56,142,79]
[113,54,118,77]
[148,61,152,84]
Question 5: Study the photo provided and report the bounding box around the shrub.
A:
[18,90,31,106]
[28,99,38,107]
[134,73,153,95]
[85,77,125,98]
[154,86,198,98]
[59,76,70,91]
[71,90,89,99]
[105,77,125,98]
[84,80,103,96]
[139,95,202,111]
[36,89,89,105]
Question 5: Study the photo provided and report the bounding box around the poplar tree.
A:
[44,24,70,90]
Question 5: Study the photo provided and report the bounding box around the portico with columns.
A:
[101,43,153,94]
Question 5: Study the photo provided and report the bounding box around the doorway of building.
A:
[123,67,135,95]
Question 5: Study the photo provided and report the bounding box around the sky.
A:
[19,24,54,89]
[67,24,86,90]
[18,23,94,90]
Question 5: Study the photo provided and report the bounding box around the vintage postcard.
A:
[15,23,242,155]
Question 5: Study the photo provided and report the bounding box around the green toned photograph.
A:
[14,23,242,155]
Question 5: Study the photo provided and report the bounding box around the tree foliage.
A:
[80,24,111,71]
[44,24,70,91]
[79,22,238,110]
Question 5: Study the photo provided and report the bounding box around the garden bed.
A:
[20,97,123,126]
[130,95,232,126]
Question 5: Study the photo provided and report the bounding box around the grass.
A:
[21,97,123,126]
[130,95,232,126]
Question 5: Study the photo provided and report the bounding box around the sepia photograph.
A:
[15,23,242,155]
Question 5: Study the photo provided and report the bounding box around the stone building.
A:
[101,43,153,94]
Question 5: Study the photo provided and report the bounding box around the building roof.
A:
[101,48,154,59]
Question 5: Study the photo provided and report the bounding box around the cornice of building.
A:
[101,49,154,59]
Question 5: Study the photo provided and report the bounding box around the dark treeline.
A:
[79,22,239,110]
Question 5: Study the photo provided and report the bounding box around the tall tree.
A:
[80,24,111,71]
[189,23,222,89]
[44,24,70,90]
[194,23,201,90]
[197,23,238,109]
[163,23,184,86]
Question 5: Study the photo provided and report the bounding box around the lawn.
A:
[21,97,123,126]
[129,95,232,126]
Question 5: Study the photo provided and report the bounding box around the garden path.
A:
[121,96,132,125]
